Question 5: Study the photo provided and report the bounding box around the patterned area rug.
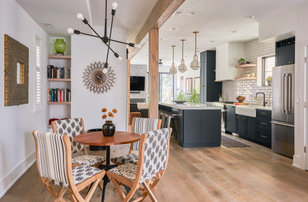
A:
[221,135,250,147]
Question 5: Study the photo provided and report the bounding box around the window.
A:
[185,77,193,94]
[262,56,275,86]
[159,73,174,102]
[35,37,42,111]
[194,77,200,94]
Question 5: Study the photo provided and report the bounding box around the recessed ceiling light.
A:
[246,15,255,19]
[160,38,166,41]
[42,23,54,29]
[169,28,177,31]
[186,12,196,16]
[231,30,237,33]
[172,10,182,16]
[210,40,215,42]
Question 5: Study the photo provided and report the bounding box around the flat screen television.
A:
[130,76,145,91]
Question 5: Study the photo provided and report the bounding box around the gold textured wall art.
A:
[4,34,29,106]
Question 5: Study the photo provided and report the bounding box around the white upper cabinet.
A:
[216,42,245,81]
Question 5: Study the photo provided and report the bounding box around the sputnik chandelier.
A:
[67,0,140,73]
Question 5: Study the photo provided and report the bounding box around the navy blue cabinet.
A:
[236,115,256,140]
[276,37,295,66]
[256,109,272,148]
[225,105,237,133]
[200,51,222,103]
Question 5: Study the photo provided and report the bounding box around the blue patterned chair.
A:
[111,117,161,165]
[32,130,105,201]
[51,118,105,166]
[107,128,172,201]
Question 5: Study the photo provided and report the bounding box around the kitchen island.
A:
[159,103,221,148]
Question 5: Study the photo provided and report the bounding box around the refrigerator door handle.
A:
[271,120,294,128]
[287,74,292,113]
[282,74,287,113]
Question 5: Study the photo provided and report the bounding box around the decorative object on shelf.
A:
[190,31,200,70]
[82,61,115,94]
[169,45,177,75]
[67,0,141,72]
[238,58,246,65]
[178,39,187,73]
[236,96,246,103]
[54,39,66,55]
[4,34,29,106]
[266,76,272,86]
[101,108,118,136]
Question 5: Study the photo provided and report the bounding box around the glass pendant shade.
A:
[190,54,200,70]
[190,31,200,70]
[178,39,187,73]
[169,45,177,75]
[170,62,177,75]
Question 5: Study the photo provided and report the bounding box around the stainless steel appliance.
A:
[272,64,295,158]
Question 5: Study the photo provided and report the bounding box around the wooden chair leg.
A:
[55,187,67,202]
[85,179,100,202]
[142,182,157,202]
[110,177,126,200]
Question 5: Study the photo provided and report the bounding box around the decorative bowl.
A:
[236,96,246,103]
[173,100,186,104]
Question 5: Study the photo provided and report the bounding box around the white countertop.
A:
[159,102,221,110]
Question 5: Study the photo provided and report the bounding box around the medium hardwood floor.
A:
[1,134,308,202]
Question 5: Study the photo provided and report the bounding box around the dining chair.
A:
[51,118,105,167]
[107,128,172,202]
[111,117,161,165]
[32,130,105,202]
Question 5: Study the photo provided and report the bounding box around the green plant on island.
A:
[189,89,200,104]
[176,91,186,101]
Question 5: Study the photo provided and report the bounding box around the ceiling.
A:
[131,0,308,65]
[16,0,157,40]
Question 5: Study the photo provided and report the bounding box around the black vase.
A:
[102,120,115,137]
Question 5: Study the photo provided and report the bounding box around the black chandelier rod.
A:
[104,0,108,38]
[105,7,116,67]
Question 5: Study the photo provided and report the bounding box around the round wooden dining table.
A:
[74,131,140,202]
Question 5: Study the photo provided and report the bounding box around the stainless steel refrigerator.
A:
[272,64,295,158]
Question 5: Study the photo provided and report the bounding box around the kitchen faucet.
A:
[256,92,267,106]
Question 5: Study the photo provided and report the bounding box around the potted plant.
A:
[101,108,118,136]
[189,89,200,104]
[238,58,246,65]
[266,76,272,86]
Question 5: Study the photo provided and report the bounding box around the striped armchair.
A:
[32,131,105,201]
[111,117,161,165]
[51,118,105,167]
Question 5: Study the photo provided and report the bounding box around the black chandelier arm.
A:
[104,0,108,38]
[109,38,135,47]
[105,9,115,65]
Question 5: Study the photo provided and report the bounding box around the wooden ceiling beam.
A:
[128,0,185,60]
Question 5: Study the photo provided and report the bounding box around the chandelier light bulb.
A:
[103,68,108,74]
[178,39,187,73]
[76,13,84,20]
[135,44,141,49]
[112,2,118,10]
[170,63,177,75]
[118,56,123,61]
[67,28,74,34]
[190,31,200,70]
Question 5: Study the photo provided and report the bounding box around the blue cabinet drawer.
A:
[257,129,271,148]
[257,118,271,130]
[257,109,271,118]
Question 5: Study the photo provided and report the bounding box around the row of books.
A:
[47,65,71,79]
[48,88,71,102]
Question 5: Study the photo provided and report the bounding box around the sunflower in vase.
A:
[101,108,118,137]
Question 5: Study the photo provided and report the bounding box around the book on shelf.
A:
[48,88,71,102]
[47,65,71,79]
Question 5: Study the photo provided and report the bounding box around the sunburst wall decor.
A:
[82,61,116,94]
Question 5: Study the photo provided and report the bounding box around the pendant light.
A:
[190,31,200,70]
[169,45,177,75]
[178,39,187,73]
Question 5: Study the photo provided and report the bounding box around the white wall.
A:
[71,27,128,131]
[0,0,48,197]
[258,1,308,170]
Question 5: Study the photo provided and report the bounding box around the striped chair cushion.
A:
[131,118,160,151]
[54,118,84,153]
[33,131,69,187]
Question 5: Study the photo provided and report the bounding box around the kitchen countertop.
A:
[159,102,221,110]
[209,102,272,111]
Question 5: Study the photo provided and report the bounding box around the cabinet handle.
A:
[242,118,246,120]
[261,112,267,115]
[260,135,268,139]
[260,122,267,125]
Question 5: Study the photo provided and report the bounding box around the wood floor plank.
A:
[1,134,308,202]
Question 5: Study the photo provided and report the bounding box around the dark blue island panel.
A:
[159,104,221,148]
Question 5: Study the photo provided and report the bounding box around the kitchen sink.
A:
[235,105,257,117]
